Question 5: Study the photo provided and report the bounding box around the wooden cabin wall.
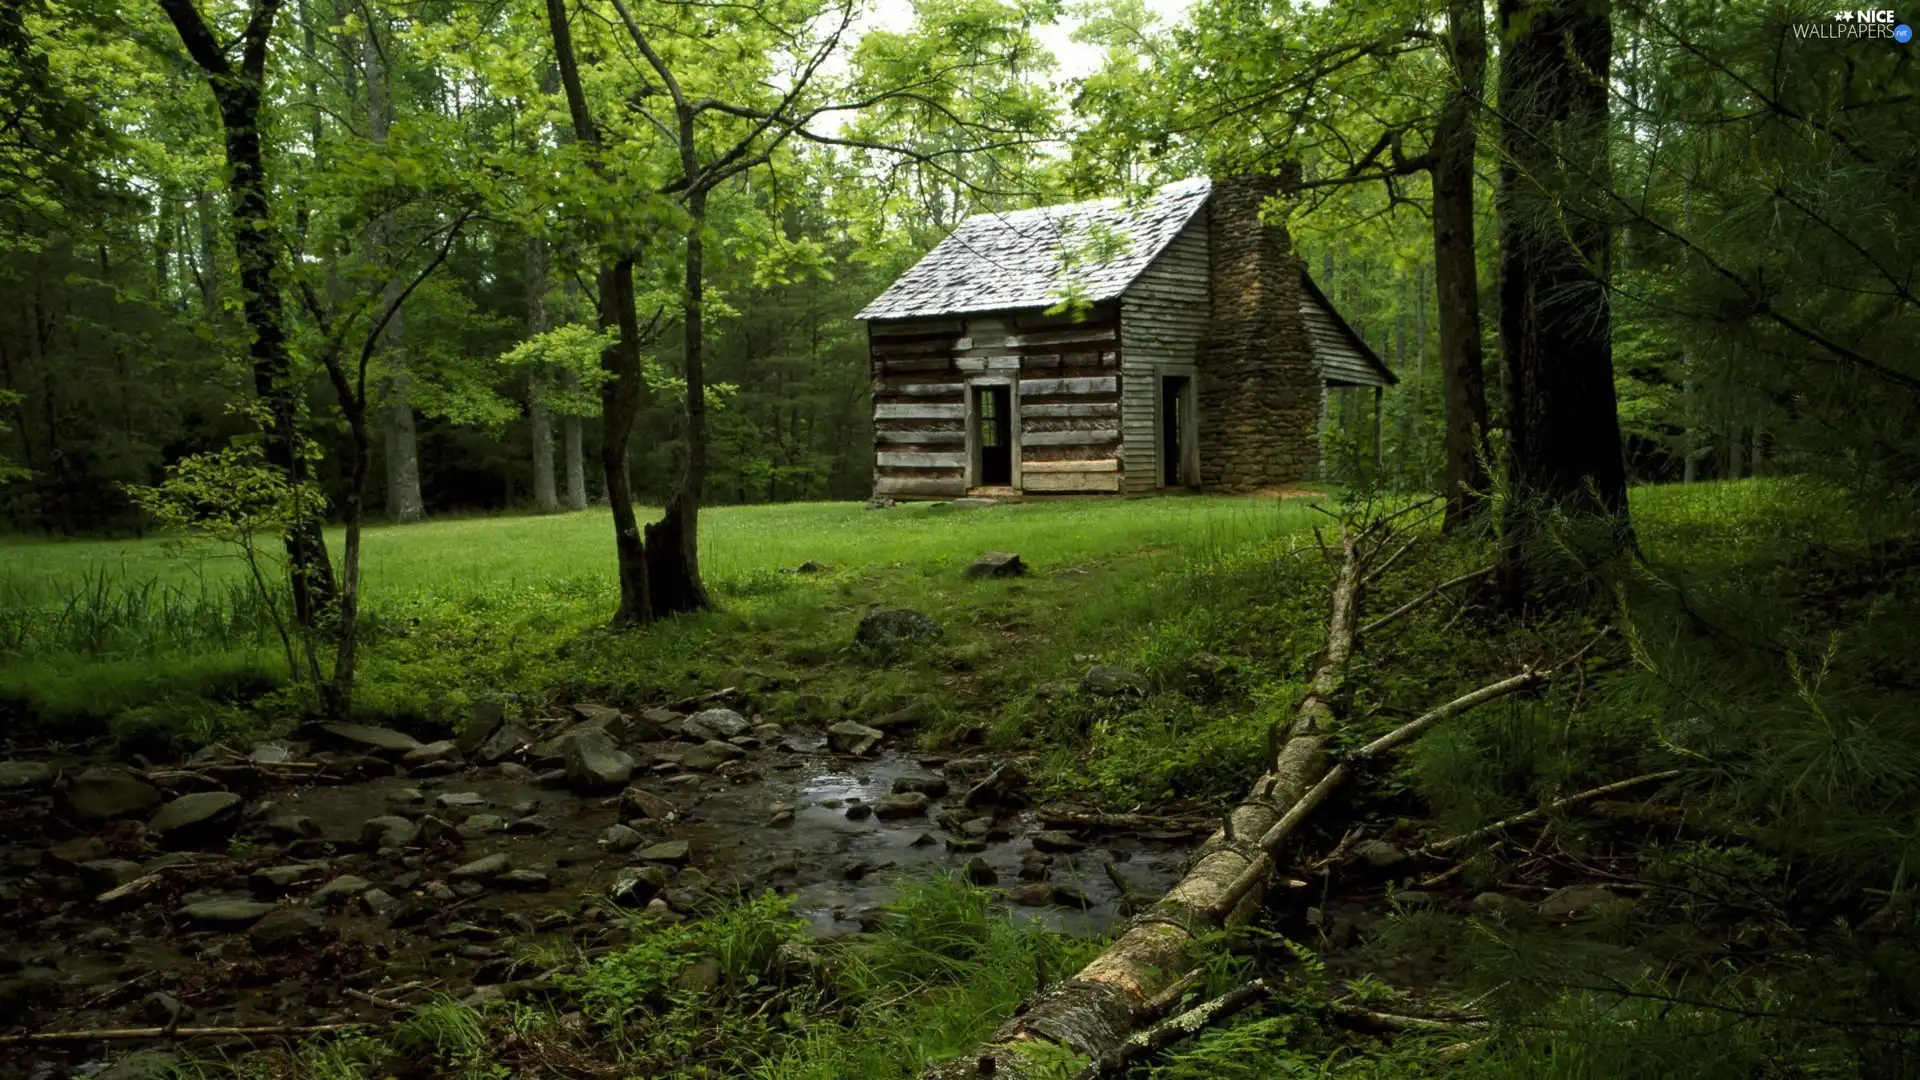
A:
[868,307,1122,498]
[1119,215,1211,494]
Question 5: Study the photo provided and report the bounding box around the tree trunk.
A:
[1432,0,1491,532]
[157,0,337,628]
[561,366,587,510]
[1495,0,1627,604]
[527,236,557,511]
[364,17,423,523]
[544,0,650,623]
[643,186,714,615]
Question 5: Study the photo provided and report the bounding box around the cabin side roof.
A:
[857,178,1213,321]
[1300,273,1397,388]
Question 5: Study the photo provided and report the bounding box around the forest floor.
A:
[4,481,1908,1080]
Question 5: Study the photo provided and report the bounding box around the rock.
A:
[476,721,535,764]
[600,824,644,853]
[436,792,488,812]
[683,708,750,742]
[141,992,193,1026]
[1353,839,1409,869]
[78,859,147,891]
[456,814,506,839]
[680,740,746,772]
[827,721,885,756]
[319,723,423,755]
[249,906,326,950]
[66,766,162,820]
[946,837,987,853]
[1006,883,1056,907]
[497,870,551,890]
[251,864,324,896]
[1018,852,1053,880]
[963,857,997,886]
[637,840,691,866]
[620,786,676,821]
[891,774,949,798]
[855,607,942,647]
[1081,665,1150,697]
[1390,890,1445,908]
[459,700,506,753]
[177,898,277,928]
[391,787,426,805]
[48,835,110,866]
[572,702,627,732]
[498,762,537,781]
[311,875,372,905]
[866,496,895,510]
[360,815,419,850]
[1537,885,1632,919]
[769,809,795,827]
[964,551,1027,578]
[416,815,459,845]
[450,853,511,880]
[149,791,242,839]
[610,865,672,906]
[870,700,936,731]
[963,763,1027,809]
[673,955,722,994]
[264,813,321,840]
[1029,830,1085,854]
[845,803,873,822]
[404,740,461,766]
[789,559,831,573]
[1471,892,1529,920]
[961,817,993,839]
[563,733,634,792]
[534,768,570,787]
[97,1050,183,1080]
[875,792,931,820]
[0,760,56,788]
[360,888,400,915]
[638,707,681,733]
[506,815,554,835]
[645,897,683,922]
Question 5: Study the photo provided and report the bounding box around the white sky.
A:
[857,0,1200,81]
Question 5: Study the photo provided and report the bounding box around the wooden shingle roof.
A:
[857,178,1213,321]
[1300,273,1397,388]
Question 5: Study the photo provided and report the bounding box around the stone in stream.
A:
[476,721,535,764]
[264,812,322,841]
[854,608,941,647]
[65,766,162,820]
[962,763,1027,809]
[891,774,949,798]
[436,791,488,812]
[1006,883,1055,907]
[0,760,56,789]
[404,740,461,766]
[46,835,108,867]
[360,888,401,916]
[620,786,676,821]
[845,803,873,822]
[359,815,420,850]
[320,723,423,755]
[870,700,936,731]
[571,702,628,732]
[496,869,551,890]
[1352,839,1408,869]
[149,791,242,839]
[177,898,277,928]
[251,864,325,896]
[249,905,326,951]
[497,762,537,782]
[310,875,371,905]
[963,857,998,886]
[874,792,931,820]
[78,859,146,891]
[456,814,506,839]
[636,840,691,867]
[827,721,885,756]
[682,708,751,742]
[610,865,672,906]
[563,732,634,792]
[599,824,644,853]
[1081,665,1150,697]
[248,743,294,764]
[964,551,1027,578]
[459,700,506,753]
[141,991,194,1026]
[450,853,511,880]
[1029,830,1086,854]
[679,740,746,772]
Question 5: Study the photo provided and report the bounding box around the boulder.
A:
[599,824,644,853]
[359,815,420,850]
[891,774,949,798]
[563,733,635,792]
[404,741,461,766]
[476,721,535,764]
[636,840,691,866]
[436,792,488,812]
[456,814,506,839]
[310,875,371,906]
[964,551,1027,579]
[874,792,931,820]
[827,721,885,756]
[0,760,57,789]
[679,740,746,772]
[149,791,242,839]
[66,767,162,820]
[250,864,325,896]
[610,865,672,906]
[845,803,873,822]
[450,853,511,880]
[620,786,676,821]
[1081,665,1150,697]
[683,708,750,742]
[264,812,321,841]
[1029,830,1086,854]
[319,723,423,755]
[496,869,551,890]
[571,702,627,733]
[458,701,506,753]
[248,905,326,951]
[177,898,277,929]
[854,608,942,647]
[78,859,147,891]
[963,856,998,886]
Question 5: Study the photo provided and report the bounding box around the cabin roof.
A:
[857,178,1213,321]
[1300,273,1397,388]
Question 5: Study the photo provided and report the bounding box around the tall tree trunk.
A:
[364,17,423,523]
[158,0,337,628]
[1412,261,1429,486]
[191,188,219,318]
[1432,0,1492,532]
[527,236,558,511]
[1495,0,1628,603]
[561,365,587,510]
[643,186,714,615]
[544,0,651,623]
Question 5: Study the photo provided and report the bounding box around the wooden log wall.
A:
[1120,213,1211,494]
[868,306,1126,498]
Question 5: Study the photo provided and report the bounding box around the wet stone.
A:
[963,857,998,886]
[964,551,1027,578]
[497,869,551,891]
[827,721,885,756]
[360,815,419,850]
[562,731,634,792]
[637,840,691,866]
[874,792,931,820]
[265,813,321,840]
[891,775,949,798]
[78,859,146,892]
[405,740,461,766]
[680,740,747,772]
[1029,830,1086,854]
[683,708,750,742]
[141,992,193,1026]
[457,814,506,839]
[149,791,242,838]
[845,803,874,822]
[1081,665,1150,697]
[0,760,57,788]
[599,824,643,853]
[178,898,277,928]
[450,853,511,880]
[506,815,554,835]
[311,875,371,905]
[66,767,162,820]
[249,905,327,950]
[320,723,423,755]
[610,865,672,907]
[477,722,536,764]
[250,864,325,896]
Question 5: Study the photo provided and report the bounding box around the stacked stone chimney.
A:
[1197,173,1322,492]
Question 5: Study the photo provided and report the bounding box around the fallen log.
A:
[1068,979,1273,1080]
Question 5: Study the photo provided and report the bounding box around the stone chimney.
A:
[1197,173,1321,492]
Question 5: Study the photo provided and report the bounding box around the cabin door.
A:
[1161,375,1191,487]
[974,385,1012,486]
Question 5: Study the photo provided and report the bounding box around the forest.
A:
[1,0,1916,1076]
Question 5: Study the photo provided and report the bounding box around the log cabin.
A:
[856,175,1395,499]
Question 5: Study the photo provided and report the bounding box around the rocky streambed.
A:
[0,698,1198,1078]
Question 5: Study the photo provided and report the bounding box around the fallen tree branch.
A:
[1419,769,1686,855]
[1361,566,1495,637]
[0,1023,371,1045]
[1069,979,1273,1080]
[1323,1000,1488,1034]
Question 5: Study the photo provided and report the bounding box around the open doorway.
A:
[973,384,1012,486]
[1161,375,1191,487]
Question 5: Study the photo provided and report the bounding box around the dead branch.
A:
[1324,1000,1489,1034]
[0,1023,372,1045]
[1419,769,1686,855]
[1361,566,1495,637]
[1069,979,1273,1080]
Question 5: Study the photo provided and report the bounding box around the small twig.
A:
[0,1023,373,1045]
[666,686,738,710]
[1138,968,1204,1020]
[1324,1000,1488,1034]
[1101,859,1136,916]
[344,988,411,1011]
[1361,566,1495,637]
[1419,770,1686,855]
[1070,979,1272,1079]
[1362,535,1420,585]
